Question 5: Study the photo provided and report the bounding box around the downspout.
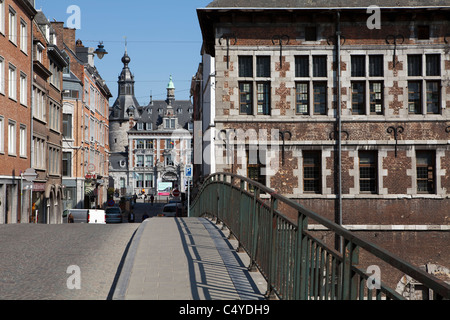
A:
[29,17,35,224]
[336,11,343,254]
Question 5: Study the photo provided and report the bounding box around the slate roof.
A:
[205,0,450,8]
[130,99,193,133]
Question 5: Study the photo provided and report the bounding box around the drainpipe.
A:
[336,11,343,254]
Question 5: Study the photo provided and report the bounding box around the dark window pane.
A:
[257,82,270,115]
[426,81,440,114]
[369,55,383,77]
[370,82,383,114]
[256,56,270,77]
[313,56,327,77]
[359,151,377,193]
[351,55,365,77]
[408,55,422,76]
[239,82,253,115]
[296,82,308,114]
[408,81,422,114]
[416,151,435,194]
[426,54,440,76]
[303,151,321,193]
[313,82,326,115]
[239,56,253,77]
[295,56,309,77]
[352,82,365,115]
[417,25,430,40]
[305,26,317,41]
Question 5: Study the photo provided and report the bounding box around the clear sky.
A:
[35,0,212,105]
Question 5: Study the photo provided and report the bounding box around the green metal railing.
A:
[190,173,450,300]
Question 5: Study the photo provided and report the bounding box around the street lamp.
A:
[94,42,108,59]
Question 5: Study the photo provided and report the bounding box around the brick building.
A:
[0,0,36,224]
[49,25,112,211]
[195,0,450,287]
[31,11,69,224]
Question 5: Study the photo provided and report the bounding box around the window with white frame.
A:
[20,19,27,53]
[19,72,26,105]
[8,120,15,155]
[48,146,60,175]
[49,101,60,132]
[36,43,43,63]
[408,54,441,115]
[8,7,16,44]
[0,56,4,94]
[33,87,46,121]
[8,64,16,100]
[0,116,4,153]
[0,0,5,35]
[32,137,46,169]
[19,125,26,157]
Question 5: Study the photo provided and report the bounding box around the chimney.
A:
[63,28,76,53]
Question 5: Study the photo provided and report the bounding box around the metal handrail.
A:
[190,172,450,300]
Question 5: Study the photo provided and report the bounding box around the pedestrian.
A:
[150,194,154,206]
[128,211,135,223]
[68,213,74,224]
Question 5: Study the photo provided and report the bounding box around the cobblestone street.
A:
[0,224,139,300]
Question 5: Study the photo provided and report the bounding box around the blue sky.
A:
[35,0,212,105]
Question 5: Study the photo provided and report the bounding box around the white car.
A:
[88,210,106,224]
[159,203,178,217]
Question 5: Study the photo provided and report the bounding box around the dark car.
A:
[105,207,123,223]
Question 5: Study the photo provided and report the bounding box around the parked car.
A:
[105,207,123,224]
[88,210,106,224]
[159,203,178,217]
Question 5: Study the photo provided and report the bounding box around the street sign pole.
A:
[188,179,190,218]
[185,165,192,218]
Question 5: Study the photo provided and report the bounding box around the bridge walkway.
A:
[113,217,266,300]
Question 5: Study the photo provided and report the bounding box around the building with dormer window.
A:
[109,51,193,198]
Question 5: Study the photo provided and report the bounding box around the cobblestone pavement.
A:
[0,223,139,300]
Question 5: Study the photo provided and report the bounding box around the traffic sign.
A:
[107,199,115,207]
[185,164,193,178]
[172,189,180,197]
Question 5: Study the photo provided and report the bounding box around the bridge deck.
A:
[113,217,266,300]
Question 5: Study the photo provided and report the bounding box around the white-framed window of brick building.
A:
[19,72,27,106]
[49,100,61,132]
[19,124,26,158]
[8,63,16,100]
[0,0,4,35]
[32,136,45,170]
[0,55,4,94]
[20,19,27,54]
[407,54,441,115]
[350,54,384,115]
[238,55,271,116]
[295,55,328,115]
[0,116,4,153]
[8,6,16,44]
[8,120,16,156]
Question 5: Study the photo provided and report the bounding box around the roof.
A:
[129,99,193,133]
[205,0,450,8]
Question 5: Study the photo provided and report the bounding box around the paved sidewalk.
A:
[113,217,265,300]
